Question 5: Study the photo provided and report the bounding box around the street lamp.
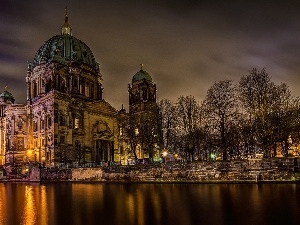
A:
[162,151,168,163]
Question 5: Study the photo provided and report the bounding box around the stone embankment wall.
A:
[72,168,103,181]
[38,158,300,182]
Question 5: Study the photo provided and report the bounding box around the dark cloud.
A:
[0,53,23,64]
[0,73,25,94]
[1,0,300,108]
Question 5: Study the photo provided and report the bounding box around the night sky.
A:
[1,0,300,110]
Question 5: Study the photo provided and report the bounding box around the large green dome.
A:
[32,34,99,70]
[132,69,152,83]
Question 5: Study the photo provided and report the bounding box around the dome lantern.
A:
[61,7,72,36]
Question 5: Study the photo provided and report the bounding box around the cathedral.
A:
[0,9,161,166]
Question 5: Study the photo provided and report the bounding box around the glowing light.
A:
[27,149,33,155]
[162,151,168,157]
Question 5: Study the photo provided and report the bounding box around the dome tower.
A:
[0,87,15,117]
[128,64,157,114]
[23,9,116,165]
[27,8,103,103]
[127,65,161,162]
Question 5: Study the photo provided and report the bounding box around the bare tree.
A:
[174,95,201,161]
[203,80,238,160]
[158,99,176,152]
[239,68,286,157]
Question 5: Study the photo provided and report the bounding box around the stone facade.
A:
[0,10,162,166]
[0,10,124,166]
[127,65,162,162]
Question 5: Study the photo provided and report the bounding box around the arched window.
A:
[32,81,37,97]
[60,115,65,126]
[45,79,51,93]
[48,116,52,127]
[74,114,82,129]
[143,88,148,100]
[74,117,80,129]
[85,82,89,97]
[91,82,94,99]
[41,119,45,130]
[33,121,38,132]
[135,128,139,136]
[61,79,66,93]
[73,77,78,87]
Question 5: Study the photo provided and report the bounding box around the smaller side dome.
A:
[0,90,15,103]
[132,65,152,83]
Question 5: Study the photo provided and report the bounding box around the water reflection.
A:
[39,186,48,225]
[21,185,36,225]
[0,183,299,225]
[0,184,6,225]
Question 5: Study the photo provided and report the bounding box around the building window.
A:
[48,117,52,127]
[79,79,83,94]
[60,115,65,126]
[33,81,37,97]
[73,77,78,87]
[143,88,148,100]
[17,118,23,130]
[45,79,51,92]
[135,128,139,136]
[85,82,89,97]
[17,138,24,150]
[41,119,45,129]
[61,79,66,93]
[33,121,38,132]
[74,117,80,129]
[60,136,65,145]
[91,82,94,98]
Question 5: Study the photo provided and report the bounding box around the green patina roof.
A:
[132,69,152,83]
[32,34,99,70]
[0,90,15,103]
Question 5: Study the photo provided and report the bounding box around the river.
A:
[0,182,299,225]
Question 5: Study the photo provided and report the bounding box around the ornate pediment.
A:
[92,120,113,140]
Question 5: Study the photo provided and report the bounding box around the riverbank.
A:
[1,159,300,183]
[1,179,300,184]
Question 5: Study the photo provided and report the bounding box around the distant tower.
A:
[128,64,157,114]
[0,87,15,117]
[0,87,15,165]
[128,65,161,161]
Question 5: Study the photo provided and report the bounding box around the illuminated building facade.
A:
[0,9,161,166]
[128,65,162,162]
[1,10,117,165]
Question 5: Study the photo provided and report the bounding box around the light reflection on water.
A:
[21,185,36,225]
[0,183,299,225]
